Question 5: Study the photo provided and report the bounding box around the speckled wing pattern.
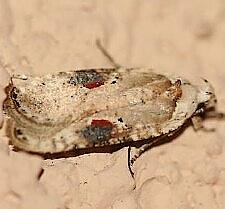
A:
[3,68,214,154]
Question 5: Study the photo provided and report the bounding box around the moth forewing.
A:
[3,68,221,155]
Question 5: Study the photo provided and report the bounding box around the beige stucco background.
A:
[0,0,225,208]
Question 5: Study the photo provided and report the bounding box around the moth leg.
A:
[192,110,225,132]
[130,134,174,166]
[128,146,135,178]
[130,144,154,166]
[204,111,225,120]
[127,146,137,190]
[191,115,215,132]
[96,39,121,68]
[192,115,204,131]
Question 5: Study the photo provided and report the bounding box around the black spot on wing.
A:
[67,70,104,86]
[81,125,113,144]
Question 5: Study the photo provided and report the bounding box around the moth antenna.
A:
[96,39,121,68]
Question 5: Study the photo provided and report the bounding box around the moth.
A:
[2,41,224,165]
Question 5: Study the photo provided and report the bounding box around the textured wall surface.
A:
[0,0,225,208]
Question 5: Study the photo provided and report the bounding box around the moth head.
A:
[196,78,217,111]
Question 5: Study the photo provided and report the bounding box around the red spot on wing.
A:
[91,119,113,127]
[84,80,104,89]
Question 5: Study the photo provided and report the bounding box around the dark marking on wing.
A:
[11,87,21,108]
[67,70,105,88]
[81,119,113,144]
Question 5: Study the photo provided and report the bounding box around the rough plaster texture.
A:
[0,1,225,209]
